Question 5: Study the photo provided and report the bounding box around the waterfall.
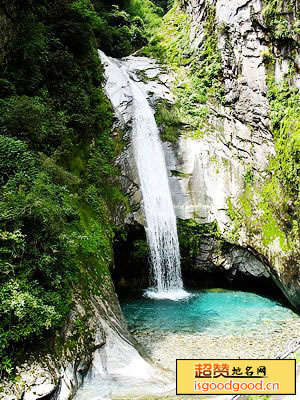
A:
[100,51,188,300]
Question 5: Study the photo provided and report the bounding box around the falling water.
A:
[100,51,188,300]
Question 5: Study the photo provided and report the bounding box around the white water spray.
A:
[100,52,188,300]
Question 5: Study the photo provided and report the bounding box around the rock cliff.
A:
[117,0,300,310]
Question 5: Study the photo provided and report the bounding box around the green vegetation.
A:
[155,99,183,142]
[146,4,191,66]
[0,0,172,380]
[171,170,192,178]
[124,0,164,36]
[0,0,169,380]
[257,78,299,250]
[77,0,147,57]
[132,239,149,261]
[267,78,300,191]
[142,0,224,140]
[151,0,174,13]
[262,0,300,43]
[178,219,219,259]
[0,0,142,379]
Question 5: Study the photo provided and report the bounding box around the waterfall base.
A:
[145,288,191,301]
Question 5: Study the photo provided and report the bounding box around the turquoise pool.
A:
[120,289,299,336]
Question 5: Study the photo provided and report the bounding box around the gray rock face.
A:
[171,0,300,310]
[1,282,160,400]
[184,0,273,159]
[186,236,270,280]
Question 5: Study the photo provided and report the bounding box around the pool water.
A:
[120,289,299,336]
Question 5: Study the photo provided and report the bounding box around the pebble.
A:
[133,319,300,377]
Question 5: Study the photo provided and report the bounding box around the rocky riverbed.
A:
[133,319,300,376]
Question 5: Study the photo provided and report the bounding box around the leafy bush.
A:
[124,0,164,38]
[0,136,37,184]
[0,0,130,379]
[86,0,150,56]
[0,96,70,153]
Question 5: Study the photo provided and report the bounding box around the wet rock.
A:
[1,281,144,400]
[181,237,272,290]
